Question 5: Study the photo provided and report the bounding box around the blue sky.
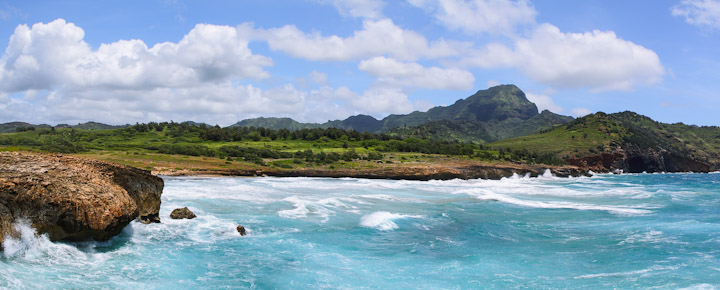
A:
[0,0,718,126]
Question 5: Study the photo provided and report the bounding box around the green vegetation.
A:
[491,111,720,168]
[0,122,560,169]
[5,85,715,171]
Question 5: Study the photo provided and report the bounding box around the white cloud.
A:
[317,0,386,19]
[570,107,592,117]
[0,19,273,93]
[463,23,664,91]
[358,56,474,90]
[250,18,471,61]
[486,80,500,88]
[296,70,329,89]
[348,87,415,115]
[672,0,720,29]
[308,70,329,85]
[408,0,536,35]
[525,93,563,113]
[0,19,440,125]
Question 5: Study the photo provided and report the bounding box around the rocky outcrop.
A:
[567,145,711,173]
[617,145,711,173]
[237,225,246,236]
[170,207,196,219]
[0,151,163,244]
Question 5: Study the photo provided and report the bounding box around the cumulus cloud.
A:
[672,0,720,29]
[570,107,592,117]
[358,56,474,90]
[407,0,536,35]
[462,24,664,91]
[0,19,409,125]
[308,70,329,85]
[525,93,563,113]
[317,0,386,19]
[249,18,471,61]
[0,19,273,93]
[348,87,415,115]
[295,70,329,89]
[486,80,500,88]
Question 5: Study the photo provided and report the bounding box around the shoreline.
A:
[152,162,591,181]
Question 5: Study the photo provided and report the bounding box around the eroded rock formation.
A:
[0,151,163,244]
[566,145,711,173]
[170,207,196,219]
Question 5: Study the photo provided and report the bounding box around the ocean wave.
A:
[619,230,688,245]
[359,211,421,231]
[2,220,125,266]
[277,196,358,222]
[458,189,651,215]
[574,264,681,279]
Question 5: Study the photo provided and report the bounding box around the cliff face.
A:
[0,151,163,244]
[567,144,711,173]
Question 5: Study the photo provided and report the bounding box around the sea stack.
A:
[0,151,164,243]
[237,225,246,236]
[170,207,196,219]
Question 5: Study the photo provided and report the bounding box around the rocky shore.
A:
[0,151,163,245]
[154,161,589,180]
[567,145,712,173]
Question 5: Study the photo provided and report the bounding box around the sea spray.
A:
[359,211,421,231]
[2,220,44,259]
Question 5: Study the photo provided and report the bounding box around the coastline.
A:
[152,161,590,180]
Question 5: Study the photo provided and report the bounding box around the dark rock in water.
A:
[170,207,196,219]
[0,151,164,244]
[139,213,161,224]
[237,225,246,236]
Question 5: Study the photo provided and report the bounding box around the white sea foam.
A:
[680,284,718,290]
[540,169,554,178]
[277,196,357,221]
[574,264,681,279]
[457,189,651,215]
[1,220,125,267]
[359,211,421,231]
[619,230,687,245]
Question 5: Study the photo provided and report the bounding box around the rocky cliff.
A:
[0,151,163,245]
[567,145,711,173]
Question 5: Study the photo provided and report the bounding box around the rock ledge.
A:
[0,151,164,244]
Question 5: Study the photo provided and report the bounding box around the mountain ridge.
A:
[231,84,573,143]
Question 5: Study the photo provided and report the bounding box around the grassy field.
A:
[1,123,556,174]
[490,114,627,158]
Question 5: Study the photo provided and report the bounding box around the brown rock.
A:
[236,225,246,236]
[169,207,196,219]
[0,151,164,244]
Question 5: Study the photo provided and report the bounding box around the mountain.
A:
[231,117,323,130]
[231,85,574,143]
[491,111,719,172]
[0,122,52,133]
[388,110,573,143]
[381,84,539,131]
[0,121,126,133]
[71,122,128,130]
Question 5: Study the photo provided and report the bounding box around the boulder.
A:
[169,207,196,219]
[236,225,246,236]
[0,151,164,244]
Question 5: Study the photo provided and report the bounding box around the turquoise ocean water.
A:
[2,172,720,288]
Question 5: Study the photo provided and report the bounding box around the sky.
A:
[0,0,718,126]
